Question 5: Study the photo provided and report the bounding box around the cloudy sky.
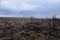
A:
[0,0,60,18]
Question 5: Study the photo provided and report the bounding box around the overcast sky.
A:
[0,0,60,18]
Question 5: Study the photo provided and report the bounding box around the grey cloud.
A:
[0,0,60,18]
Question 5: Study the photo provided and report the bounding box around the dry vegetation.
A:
[0,17,60,40]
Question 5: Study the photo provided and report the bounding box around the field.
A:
[0,17,60,40]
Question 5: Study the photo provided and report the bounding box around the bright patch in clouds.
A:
[0,0,37,10]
